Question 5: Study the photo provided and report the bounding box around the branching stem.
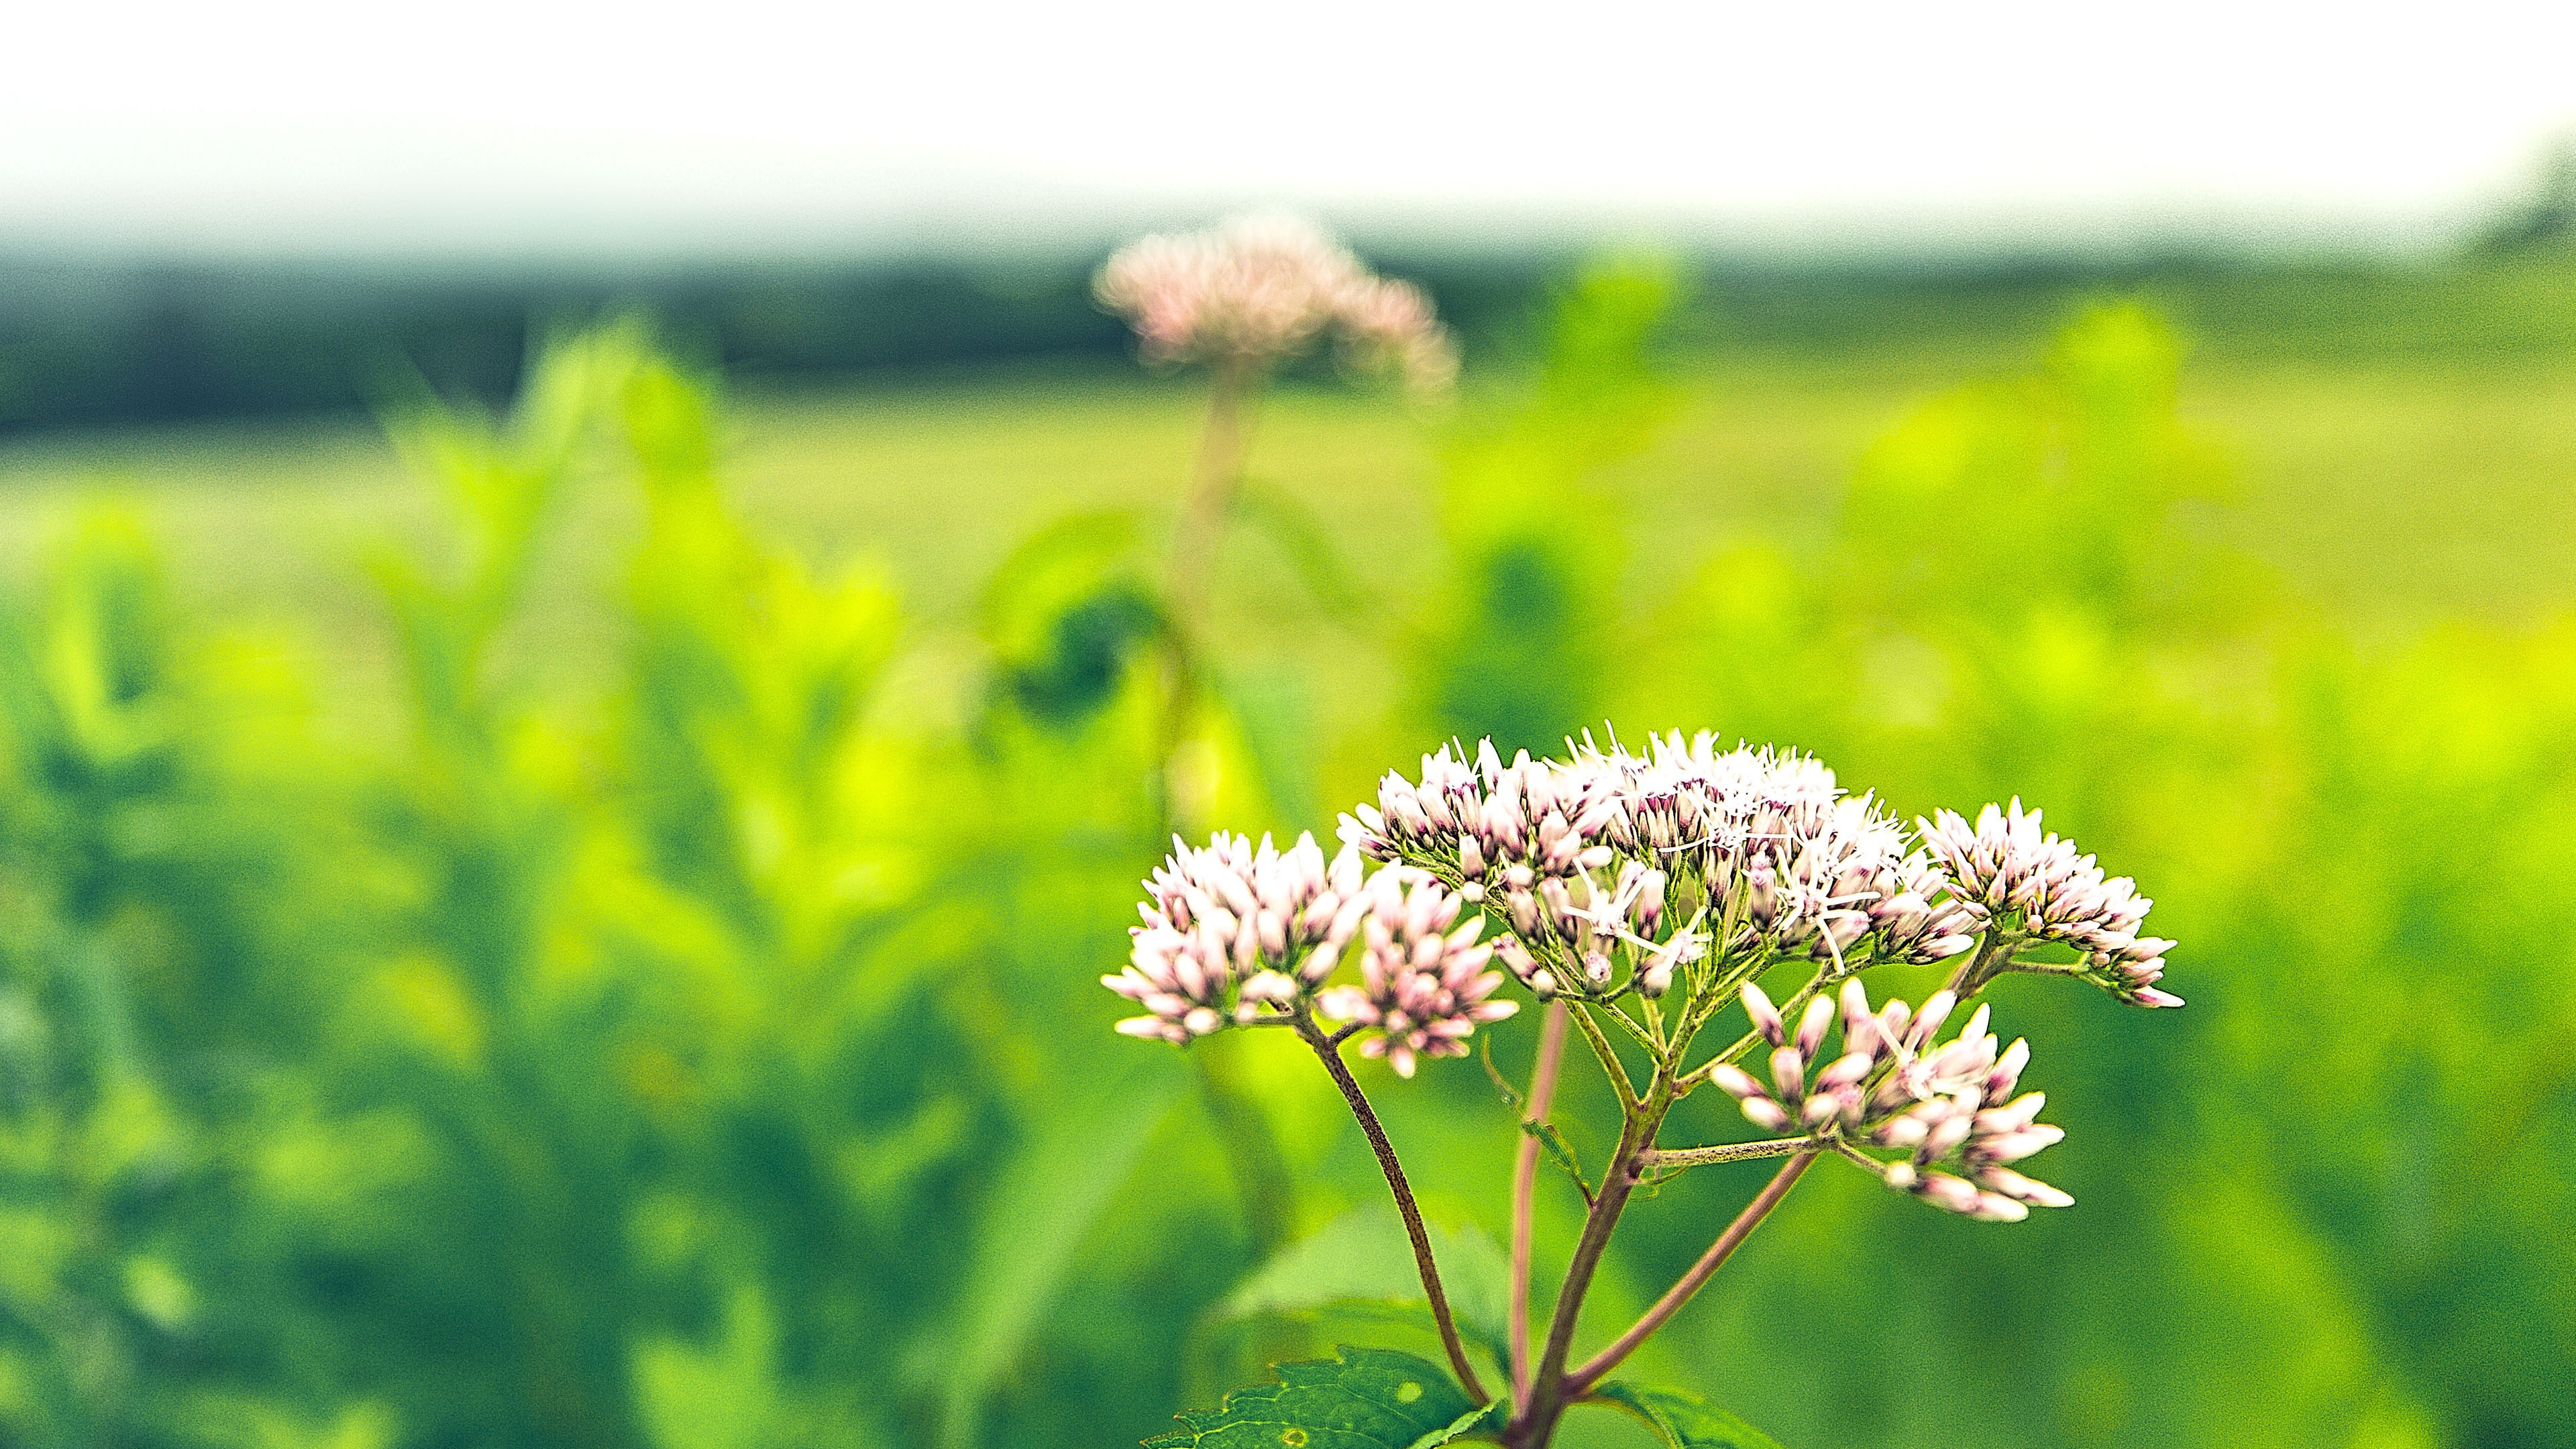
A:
[1566,1004,1638,1110]
[1566,1149,1817,1394]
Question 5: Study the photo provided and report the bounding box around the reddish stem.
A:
[1509,1004,1570,1411]
[1566,1150,1817,1393]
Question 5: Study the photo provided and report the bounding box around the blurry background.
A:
[3,3,2573,1447]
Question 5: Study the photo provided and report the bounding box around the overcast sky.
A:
[6,0,2573,256]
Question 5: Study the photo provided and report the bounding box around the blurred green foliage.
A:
[0,270,2570,1449]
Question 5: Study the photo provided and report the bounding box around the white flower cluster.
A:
[1713,980,2072,1222]
[1108,832,1362,1044]
[1093,215,1456,388]
[1111,735,2182,1108]
[1919,800,2182,1008]
[1316,868,1517,1077]
[1107,833,1516,1065]
[1342,734,1985,1004]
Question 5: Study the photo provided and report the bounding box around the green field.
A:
[4,341,2569,738]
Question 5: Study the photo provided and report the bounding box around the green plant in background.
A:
[989,213,1454,837]
[1422,260,1682,754]
[928,221,1472,1445]
[1110,735,2179,1448]
[0,508,394,1448]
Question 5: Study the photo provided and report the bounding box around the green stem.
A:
[1509,1065,1674,1446]
[1566,1004,1639,1110]
[1638,1136,1817,1171]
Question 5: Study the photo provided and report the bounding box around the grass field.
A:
[1,333,2571,741]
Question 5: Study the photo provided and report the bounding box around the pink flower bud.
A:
[1796,995,1835,1059]
[1711,1065,1768,1102]
[1741,1097,1792,1132]
[1741,981,1784,1046]
[1970,1191,2031,1222]
[1976,1166,2074,1209]
[1770,1045,1807,1105]
[1915,1171,1981,1214]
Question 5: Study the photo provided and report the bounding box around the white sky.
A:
[5,0,2573,256]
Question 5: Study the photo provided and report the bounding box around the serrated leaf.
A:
[1214,1201,1512,1377]
[1145,1346,1499,1449]
[1582,1382,1786,1449]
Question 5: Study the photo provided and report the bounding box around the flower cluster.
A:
[1919,800,2182,1008]
[1342,734,1984,1004]
[1112,736,2181,1111]
[1093,214,1455,387]
[1316,869,1517,1077]
[1106,833,1518,1067]
[1582,733,1981,969]
[1108,832,1362,1044]
[1713,980,2072,1222]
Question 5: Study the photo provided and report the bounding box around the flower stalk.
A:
[1291,1009,1489,1403]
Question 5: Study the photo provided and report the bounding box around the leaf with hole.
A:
[1143,1345,1501,1449]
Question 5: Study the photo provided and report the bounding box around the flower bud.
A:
[1976,1165,2074,1209]
[1796,995,1835,1059]
[1770,1045,1807,1105]
[1914,1171,1981,1214]
[1816,1051,1874,1094]
[1711,1065,1768,1102]
[1741,1097,1792,1132]
[1741,981,1784,1046]
[1970,1191,2031,1222]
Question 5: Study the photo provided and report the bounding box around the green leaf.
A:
[1520,1119,1593,1207]
[1215,1201,1513,1377]
[1230,478,1371,625]
[1144,1346,1502,1449]
[1581,1383,1786,1449]
[935,1053,1187,1448]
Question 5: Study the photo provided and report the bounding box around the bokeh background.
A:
[5,4,2575,1446]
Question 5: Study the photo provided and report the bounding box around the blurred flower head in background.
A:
[1094,213,1456,388]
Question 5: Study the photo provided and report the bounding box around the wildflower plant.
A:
[1110,733,2178,1448]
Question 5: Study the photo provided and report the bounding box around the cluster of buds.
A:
[1107,832,1363,1044]
[1316,869,1517,1077]
[1583,733,1972,969]
[1345,735,1991,1006]
[1919,800,2182,1008]
[1093,215,1455,389]
[1712,981,2072,1222]
[1341,742,1661,1000]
